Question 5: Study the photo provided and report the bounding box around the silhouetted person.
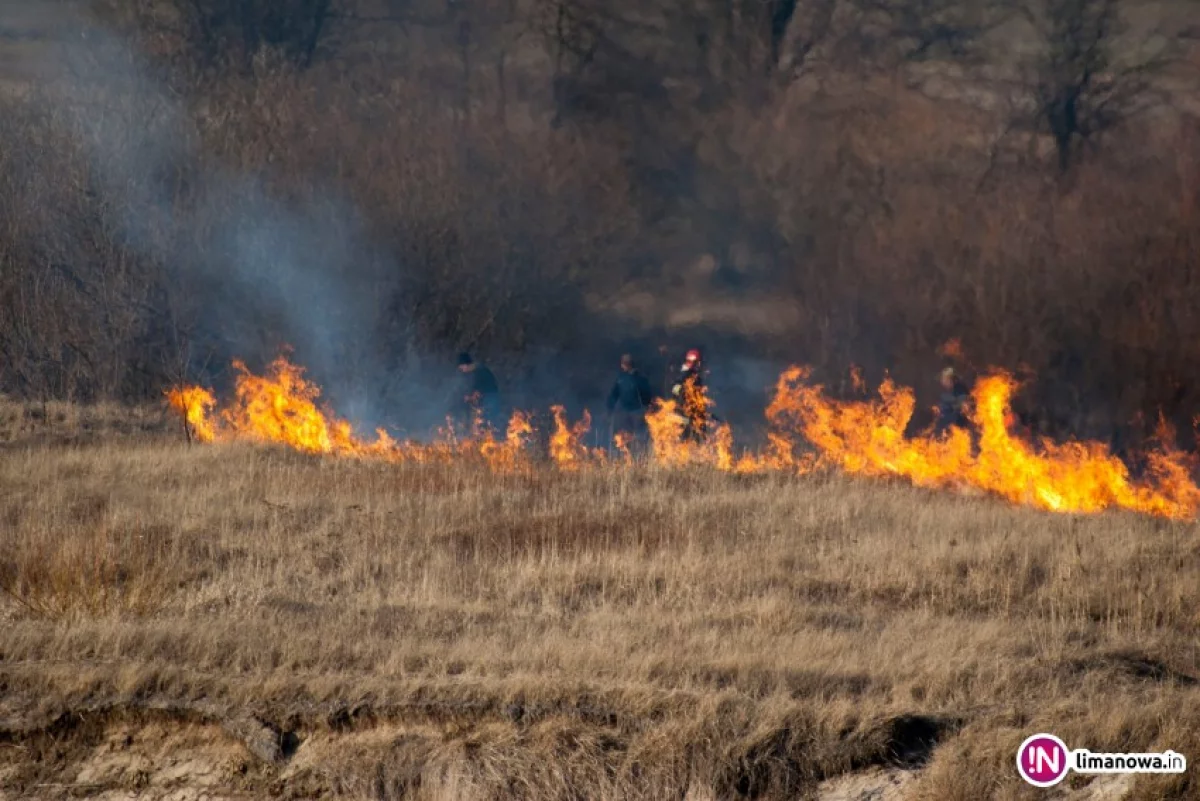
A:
[606,354,656,454]
[456,352,502,432]
[934,366,970,437]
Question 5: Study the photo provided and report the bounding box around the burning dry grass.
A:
[2,419,1200,800]
[167,354,1200,521]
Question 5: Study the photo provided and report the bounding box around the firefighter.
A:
[934,366,970,436]
[606,354,656,454]
[456,351,502,432]
[671,348,709,442]
[671,348,704,397]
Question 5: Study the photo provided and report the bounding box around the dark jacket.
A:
[607,369,656,415]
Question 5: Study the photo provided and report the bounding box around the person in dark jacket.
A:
[934,366,971,437]
[606,354,656,453]
[456,351,503,432]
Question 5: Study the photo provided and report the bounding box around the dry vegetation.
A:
[0,0,1198,438]
[2,407,1200,799]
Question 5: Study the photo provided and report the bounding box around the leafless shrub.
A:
[1017,0,1179,172]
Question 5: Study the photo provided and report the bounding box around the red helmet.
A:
[684,348,701,365]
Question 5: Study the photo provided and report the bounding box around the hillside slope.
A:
[1,408,1199,799]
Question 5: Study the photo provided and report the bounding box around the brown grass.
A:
[2,417,1200,799]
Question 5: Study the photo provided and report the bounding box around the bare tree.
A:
[532,0,602,124]
[1022,0,1173,172]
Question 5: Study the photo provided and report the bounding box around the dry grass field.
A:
[2,401,1200,800]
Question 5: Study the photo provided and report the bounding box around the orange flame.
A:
[613,431,632,460]
[968,374,1199,517]
[849,365,866,394]
[479,410,535,472]
[550,405,600,469]
[642,381,740,469]
[645,398,689,466]
[166,353,1200,519]
[770,367,1200,519]
[165,386,217,443]
[220,358,367,455]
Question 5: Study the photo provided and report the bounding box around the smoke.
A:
[11,20,838,443]
[28,27,443,430]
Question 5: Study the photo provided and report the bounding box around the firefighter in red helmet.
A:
[671,348,709,442]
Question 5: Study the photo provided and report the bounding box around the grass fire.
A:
[4,393,1200,801]
[5,0,1200,797]
[168,353,1200,520]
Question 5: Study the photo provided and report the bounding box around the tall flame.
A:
[479,410,534,473]
[768,367,1200,519]
[166,354,1200,520]
[165,386,217,443]
[221,357,358,454]
[550,405,602,469]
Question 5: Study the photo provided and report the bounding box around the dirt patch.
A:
[815,767,919,801]
[0,718,263,801]
[0,695,1162,801]
[0,720,1145,801]
[812,769,1137,800]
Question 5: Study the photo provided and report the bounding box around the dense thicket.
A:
[1,0,1197,443]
